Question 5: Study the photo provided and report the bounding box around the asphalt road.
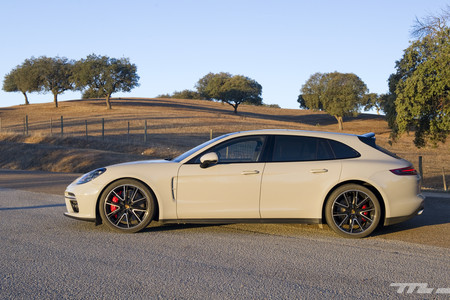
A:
[0,169,449,298]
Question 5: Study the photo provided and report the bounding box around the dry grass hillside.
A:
[0,97,448,190]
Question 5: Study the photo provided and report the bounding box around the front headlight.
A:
[76,168,106,185]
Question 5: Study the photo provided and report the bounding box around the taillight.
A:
[390,167,418,176]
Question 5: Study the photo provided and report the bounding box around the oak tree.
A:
[35,56,74,108]
[392,8,449,147]
[196,72,262,113]
[2,58,40,105]
[73,54,140,109]
[298,72,368,130]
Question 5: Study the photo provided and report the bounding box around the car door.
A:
[176,135,267,219]
[260,135,342,219]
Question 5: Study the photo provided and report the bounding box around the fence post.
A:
[25,115,28,135]
[127,121,130,143]
[144,120,147,144]
[210,129,213,140]
[0,117,2,132]
[60,116,64,137]
[418,156,423,187]
[443,167,448,191]
[102,118,105,141]
[50,118,53,136]
[85,120,88,141]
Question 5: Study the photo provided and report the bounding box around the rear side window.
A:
[328,140,360,159]
[272,136,335,162]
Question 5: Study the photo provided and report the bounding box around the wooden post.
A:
[144,120,147,144]
[85,120,88,141]
[102,118,105,141]
[127,121,130,143]
[443,167,448,191]
[60,116,64,137]
[25,115,28,135]
[418,156,423,186]
[0,117,2,132]
[210,129,213,140]
[50,118,53,136]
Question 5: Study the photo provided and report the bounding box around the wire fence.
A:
[0,115,215,146]
[0,115,448,191]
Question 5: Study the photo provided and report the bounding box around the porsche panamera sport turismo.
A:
[64,129,424,238]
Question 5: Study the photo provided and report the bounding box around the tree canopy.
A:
[363,93,385,115]
[391,8,449,147]
[35,56,74,108]
[2,58,40,105]
[298,72,368,130]
[72,54,140,109]
[159,89,203,100]
[195,72,232,100]
[196,72,262,113]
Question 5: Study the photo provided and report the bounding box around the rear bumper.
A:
[384,200,425,226]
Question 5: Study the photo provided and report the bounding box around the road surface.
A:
[0,169,448,298]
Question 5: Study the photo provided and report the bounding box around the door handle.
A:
[310,169,328,174]
[241,170,260,175]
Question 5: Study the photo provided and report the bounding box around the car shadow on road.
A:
[372,197,450,236]
[141,222,225,233]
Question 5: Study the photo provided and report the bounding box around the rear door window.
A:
[270,135,360,162]
[271,136,335,162]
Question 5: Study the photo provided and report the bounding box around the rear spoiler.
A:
[360,132,375,139]
[358,132,376,147]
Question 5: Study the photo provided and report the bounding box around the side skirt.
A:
[160,218,322,225]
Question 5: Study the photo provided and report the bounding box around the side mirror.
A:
[200,152,219,168]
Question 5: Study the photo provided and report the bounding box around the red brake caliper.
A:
[111,191,122,216]
[361,205,368,222]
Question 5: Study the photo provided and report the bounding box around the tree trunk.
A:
[335,115,344,131]
[105,94,112,109]
[22,92,29,105]
[233,104,238,114]
[53,93,58,108]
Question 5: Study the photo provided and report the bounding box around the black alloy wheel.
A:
[99,179,155,233]
[325,184,381,238]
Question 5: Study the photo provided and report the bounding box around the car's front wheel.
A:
[325,184,381,238]
[99,179,155,233]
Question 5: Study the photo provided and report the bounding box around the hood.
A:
[109,159,174,168]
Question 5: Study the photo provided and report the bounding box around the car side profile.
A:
[64,129,424,238]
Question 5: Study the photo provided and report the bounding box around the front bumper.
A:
[64,212,96,222]
[64,181,102,222]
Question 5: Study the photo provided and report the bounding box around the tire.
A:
[99,179,155,233]
[325,184,381,238]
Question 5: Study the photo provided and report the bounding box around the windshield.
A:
[172,133,233,162]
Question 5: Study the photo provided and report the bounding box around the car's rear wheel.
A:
[99,179,155,233]
[325,184,381,238]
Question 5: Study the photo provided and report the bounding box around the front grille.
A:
[65,192,79,213]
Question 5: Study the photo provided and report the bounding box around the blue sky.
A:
[0,0,448,109]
